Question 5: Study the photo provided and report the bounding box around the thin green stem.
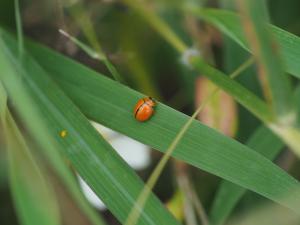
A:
[230,57,255,78]
[190,56,273,123]
[0,81,7,134]
[14,0,24,57]
[236,0,294,119]
[59,29,102,59]
[59,2,124,83]
[59,29,124,83]
[102,59,124,84]
[186,178,209,225]
[124,57,254,225]
[122,0,188,53]
[177,175,198,225]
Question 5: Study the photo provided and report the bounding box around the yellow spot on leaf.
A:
[59,130,67,138]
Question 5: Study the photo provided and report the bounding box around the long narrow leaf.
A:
[190,8,300,79]
[209,126,284,225]
[189,56,272,123]
[0,31,180,225]
[0,31,107,225]
[24,36,300,214]
[189,7,300,155]
[296,86,300,125]
[236,0,294,118]
[6,110,60,225]
[0,81,8,187]
[0,81,7,123]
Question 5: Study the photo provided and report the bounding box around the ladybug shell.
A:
[133,97,156,122]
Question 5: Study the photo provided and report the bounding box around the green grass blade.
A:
[0,30,107,225]
[66,3,124,83]
[6,110,60,225]
[25,38,300,213]
[0,38,106,225]
[0,81,7,122]
[0,31,180,225]
[58,29,103,60]
[13,0,23,57]
[0,81,8,187]
[209,126,284,225]
[189,56,272,123]
[122,0,188,53]
[58,28,124,84]
[236,0,294,119]
[296,86,300,125]
[190,8,300,79]
[228,202,300,225]
[190,6,300,156]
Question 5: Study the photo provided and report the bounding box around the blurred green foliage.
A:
[1,0,300,224]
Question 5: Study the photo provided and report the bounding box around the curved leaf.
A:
[190,8,300,79]
[26,38,300,214]
[0,31,180,225]
[6,111,60,225]
[209,126,284,225]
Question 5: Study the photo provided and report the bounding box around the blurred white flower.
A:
[78,176,106,210]
[181,48,201,68]
[78,122,151,210]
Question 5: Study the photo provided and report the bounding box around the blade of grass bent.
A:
[66,2,123,83]
[211,84,300,224]
[58,29,125,86]
[189,55,300,156]
[236,0,294,119]
[122,0,188,53]
[235,1,300,156]
[6,110,60,225]
[25,39,300,213]
[189,56,272,123]
[14,0,23,57]
[296,86,300,126]
[0,81,7,123]
[0,81,8,187]
[209,126,284,225]
[0,33,180,225]
[190,8,300,79]
[0,35,104,225]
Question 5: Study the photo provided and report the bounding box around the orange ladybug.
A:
[133,97,156,122]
